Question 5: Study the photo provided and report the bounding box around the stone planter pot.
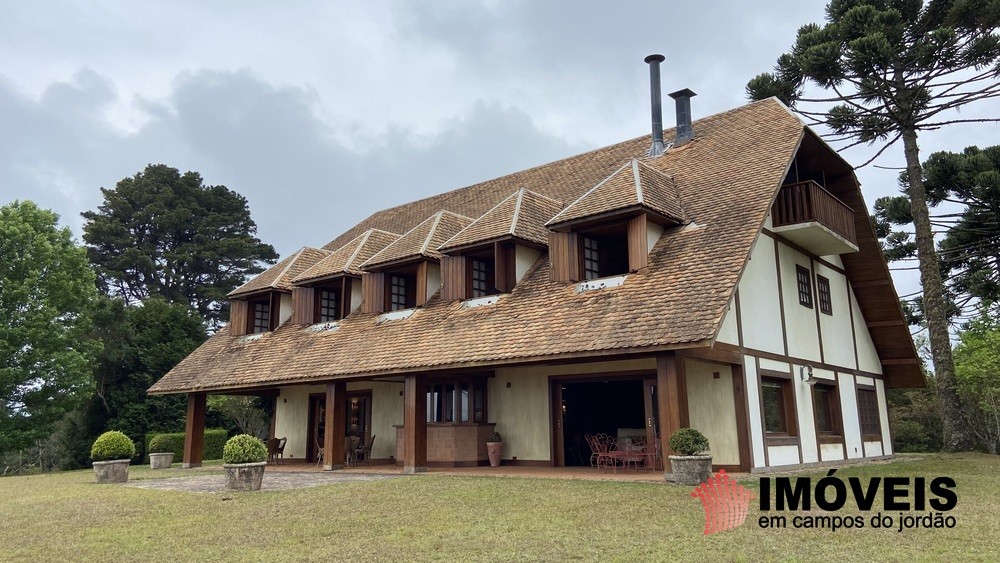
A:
[669,455,712,486]
[224,462,267,491]
[486,442,503,468]
[93,459,131,483]
[149,452,174,470]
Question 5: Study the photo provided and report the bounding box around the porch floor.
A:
[265,461,692,483]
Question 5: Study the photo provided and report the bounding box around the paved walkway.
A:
[126,470,401,493]
[267,461,677,483]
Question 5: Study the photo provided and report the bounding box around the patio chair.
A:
[345,436,360,466]
[315,435,324,467]
[354,435,376,467]
[267,437,286,465]
[589,433,617,471]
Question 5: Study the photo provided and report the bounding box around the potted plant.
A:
[486,431,503,468]
[91,430,136,484]
[148,434,175,469]
[667,427,712,485]
[222,434,268,491]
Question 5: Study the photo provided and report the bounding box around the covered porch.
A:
[178,349,753,474]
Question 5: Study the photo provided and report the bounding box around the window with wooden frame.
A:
[425,376,488,424]
[388,272,416,311]
[796,265,813,308]
[761,375,797,442]
[857,388,882,439]
[317,288,340,322]
[812,383,842,439]
[250,301,270,334]
[579,224,628,280]
[468,255,497,298]
[817,275,833,315]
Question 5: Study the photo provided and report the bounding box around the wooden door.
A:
[346,390,373,448]
[550,380,564,467]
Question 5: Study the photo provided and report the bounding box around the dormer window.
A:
[389,272,416,311]
[579,225,628,280]
[317,288,340,322]
[251,301,270,334]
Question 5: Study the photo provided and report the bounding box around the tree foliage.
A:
[81,164,278,327]
[207,396,271,439]
[747,0,1000,452]
[0,201,101,453]
[878,146,1000,317]
[953,312,1000,453]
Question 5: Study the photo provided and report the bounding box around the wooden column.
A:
[182,392,206,468]
[323,381,347,470]
[731,363,753,472]
[656,353,687,472]
[403,374,427,473]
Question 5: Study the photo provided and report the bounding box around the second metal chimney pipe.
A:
[644,54,666,157]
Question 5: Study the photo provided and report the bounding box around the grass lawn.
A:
[1,453,997,561]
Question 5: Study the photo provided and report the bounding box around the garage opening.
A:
[557,379,648,467]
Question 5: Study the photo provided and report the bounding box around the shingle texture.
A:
[152,99,806,393]
[362,211,472,268]
[547,159,686,227]
[293,229,400,283]
[227,247,330,298]
[439,188,563,251]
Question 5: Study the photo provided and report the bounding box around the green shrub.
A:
[144,429,227,462]
[668,428,709,456]
[488,431,502,443]
[148,434,174,454]
[223,434,267,464]
[90,431,136,462]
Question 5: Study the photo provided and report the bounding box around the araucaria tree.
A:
[0,201,101,453]
[82,164,278,327]
[747,0,1000,451]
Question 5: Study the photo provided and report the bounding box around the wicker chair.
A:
[267,437,286,464]
[354,434,377,467]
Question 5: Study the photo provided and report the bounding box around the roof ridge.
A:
[420,211,446,255]
[509,188,525,236]
[437,190,521,250]
[631,159,643,205]
[344,229,374,270]
[546,159,633,225]
[274,247,306,281]
[521,187,563,206]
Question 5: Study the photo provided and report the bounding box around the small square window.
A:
[817,275,832,315]
[796,265,813,308]
[813,384,840,434]
[318,289,340,322]
[390,275,409,311]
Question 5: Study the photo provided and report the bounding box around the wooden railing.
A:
[772,181,857,244]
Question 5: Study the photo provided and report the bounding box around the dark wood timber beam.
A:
[323,381,346,470]
[182,392,206,468]
[403,374,428,473]
[656,352,687,472]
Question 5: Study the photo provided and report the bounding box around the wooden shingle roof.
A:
[361,211,472,269]
[227,247,330,298]
[293,229,400,283]
[438,188,563,252]
[149,98,922,393]
[547,159,686,228]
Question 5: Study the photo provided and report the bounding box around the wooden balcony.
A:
[771,181,859,256]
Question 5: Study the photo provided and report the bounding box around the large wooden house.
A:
[150,61,922,474]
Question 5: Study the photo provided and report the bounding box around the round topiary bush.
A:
[668,427,709,456]
[91,431,137,462]
[223,434,267,464]
[148,434,174,454]
[488,431,502,443]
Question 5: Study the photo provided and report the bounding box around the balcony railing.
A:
[772,181,857,245]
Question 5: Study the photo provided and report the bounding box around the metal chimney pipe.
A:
[644,54,666,157]
[669,88,697,147]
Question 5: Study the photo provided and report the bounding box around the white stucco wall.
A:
[685,360,740,465]
[646,221,664,253]
[767,444,799,466]
[490,368,552,462]
[820,443,844,461]
[838,372,864,459]
[350,279,362,313]
[850,286,883,375]
[778,244,822,362]
[716,298,739,346]
[426,262,441,301]
[274,385,315,460]
[815,263,856,369]
[515,245,541,283]
[791,363,819,464]
[743,356,766,468]
[279,293,293,325]
[738,236,784,355]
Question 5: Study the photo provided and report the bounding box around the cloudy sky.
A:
[2,1,997,298]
